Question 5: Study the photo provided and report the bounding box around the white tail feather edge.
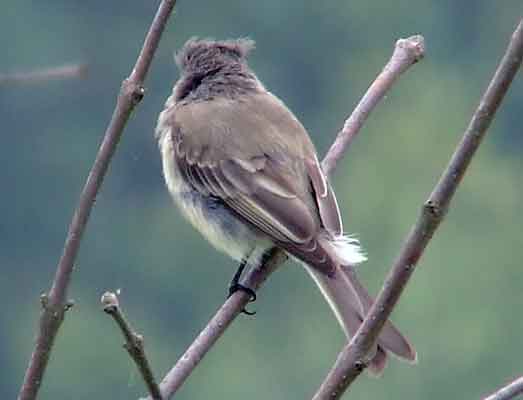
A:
[328,234,367,266]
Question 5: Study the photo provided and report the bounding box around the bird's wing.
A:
[170,94,319,243]
[166,93,338,273]
[304,156,343,236]
[180,150,317,245]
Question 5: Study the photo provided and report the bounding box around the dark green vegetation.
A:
[2,1,523,398]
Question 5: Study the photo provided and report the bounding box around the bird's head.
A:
[175,38,255,76]
[172,38,260,102]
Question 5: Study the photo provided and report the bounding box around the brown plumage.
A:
[156,38,416,373]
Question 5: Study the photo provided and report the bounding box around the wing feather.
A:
[200,165,229,198]
[305,157,343,236]
[177,147,318,245]
[167,93,343,275]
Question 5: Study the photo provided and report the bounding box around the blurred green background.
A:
[2,1,523,399]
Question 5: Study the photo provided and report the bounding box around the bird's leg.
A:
[259,247,277,267]
[228,248,277,315]
[228,258,257,316]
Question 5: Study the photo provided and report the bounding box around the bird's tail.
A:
[303,234,417,375]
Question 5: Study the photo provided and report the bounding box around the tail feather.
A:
[341,265,417,363]
[368,347,388,376]
[302,234,416,374]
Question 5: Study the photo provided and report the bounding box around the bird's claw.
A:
[228,283,257,315]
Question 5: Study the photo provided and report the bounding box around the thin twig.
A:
[17,1,178,399]
[150,35,425,400]
[312,18,523,400]
[0,63,88,85]
[484,376,523,400]
[322,35,425,176]
[101,292,162,400]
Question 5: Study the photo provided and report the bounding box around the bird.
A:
[155,37,416,374]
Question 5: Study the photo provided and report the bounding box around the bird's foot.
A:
[228,283,257,315]
[228,259,257,315]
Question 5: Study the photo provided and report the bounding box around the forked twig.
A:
[312,18,523,400]
[17,1,178,399]
[149,35,425,400]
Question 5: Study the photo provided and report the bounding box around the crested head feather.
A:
[175,38,255,73]
[171,38,261,102]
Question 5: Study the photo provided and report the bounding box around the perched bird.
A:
[155,38,416,373]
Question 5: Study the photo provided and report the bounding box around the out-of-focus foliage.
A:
[2,1,523,399]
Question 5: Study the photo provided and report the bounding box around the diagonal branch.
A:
[17,1,178,399]
[484,376,523,400]
[312,18,523,400]
[150,35,425,400]
[155,248,286,399]
[0,63,88,85]
[102,292,162,400]
[322,35,425,176]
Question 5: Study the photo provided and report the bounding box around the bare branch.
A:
[312,18,523,400]
[322,35,425,176]
[484,377,523,400]
[17,1,178,399]
[154,248,287,399]
[151,35,425,400]
[101,292,162,400]
[0,63,88,85]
